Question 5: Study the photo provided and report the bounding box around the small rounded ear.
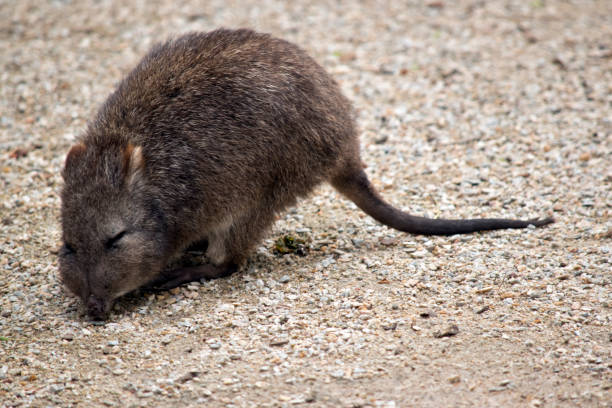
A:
[122,143,145,186]
[63,143,87,178]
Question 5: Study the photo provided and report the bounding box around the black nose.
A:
[87,295,109,321]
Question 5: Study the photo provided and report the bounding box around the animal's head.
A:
[59,140,167,320]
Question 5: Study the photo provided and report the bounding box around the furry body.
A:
[60,29,553,319]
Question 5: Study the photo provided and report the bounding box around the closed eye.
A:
[105,230,127,250]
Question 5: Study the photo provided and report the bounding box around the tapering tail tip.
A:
[529,217,555,227]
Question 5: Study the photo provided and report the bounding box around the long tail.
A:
[331,169,554,236]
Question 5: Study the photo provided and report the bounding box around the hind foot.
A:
[145,262,237,291]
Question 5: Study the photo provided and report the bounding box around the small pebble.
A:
[433,324,459,338]
[270,338,289,347]
[475,305,490,314]
[448,375,461,384]
[330,369,344,379]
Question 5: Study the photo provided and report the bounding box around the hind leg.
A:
[145,217,238,290]
[184,238,209,252]
[217,207,275,269]
[146,210,273,291]
[145,262,238,291]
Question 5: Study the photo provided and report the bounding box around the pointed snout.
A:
[87,295,111,321]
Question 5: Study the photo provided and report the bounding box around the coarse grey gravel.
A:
[1,1,611,407]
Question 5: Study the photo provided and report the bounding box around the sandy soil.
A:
[1,1,611,407]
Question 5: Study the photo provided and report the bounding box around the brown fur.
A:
[59,28,553,320]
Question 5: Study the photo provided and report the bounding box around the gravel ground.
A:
[1,1,611,407]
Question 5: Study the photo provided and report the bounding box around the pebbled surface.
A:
[1,1,610,407]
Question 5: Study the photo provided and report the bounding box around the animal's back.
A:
[87,29,358,228]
